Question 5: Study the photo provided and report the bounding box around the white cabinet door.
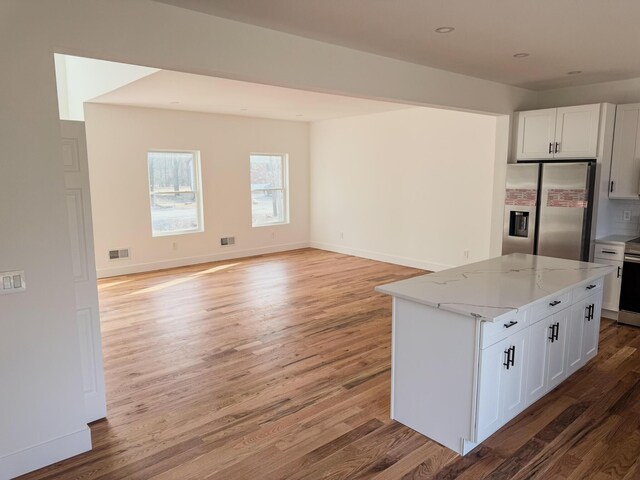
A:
[516,109,557,160]
[583,293,602,362]
[546,308,569,391]
[594,258,623,312]
[476,338,506,442]
[526,318,550,405]
[566,299,587,377]
[554,104,600,159]
[610,104,640,199]
[501,328,529,424]
[476,328,529,442]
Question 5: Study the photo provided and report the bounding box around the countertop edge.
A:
[376,265,615,322]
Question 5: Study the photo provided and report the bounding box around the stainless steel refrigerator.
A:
[502,161,596,261]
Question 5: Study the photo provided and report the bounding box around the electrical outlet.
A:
[172,242,178,251]
[340,232,344,240]
[623,211,632,222]
[463,250,470,259]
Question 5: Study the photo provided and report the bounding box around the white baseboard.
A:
[0,427,91,480]
[602,308,619,321]
[309,241,452,272]
[97,242,310,278]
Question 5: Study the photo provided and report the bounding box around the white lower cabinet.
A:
[525,317,551,405]
[567,291,602,376]
[566,300,587,377]
[583,293,602,361]
[477,328,528,442]
[477,287,603,444]
[594,242,624,312]
[546,307,569,391]
[525,307,569,404]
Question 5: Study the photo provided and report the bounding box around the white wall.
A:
[310,108,498,271]
[84,104,309,277]
[0,1,535,476]
[538,76,640,109]
[55,55,158,121]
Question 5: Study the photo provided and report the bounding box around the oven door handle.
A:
[624,255,640,264]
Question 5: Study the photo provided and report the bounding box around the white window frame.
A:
[147,150,204,237]
[250,153,289,227]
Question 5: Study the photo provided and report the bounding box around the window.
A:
[250,154,288,227]
[147,151,203,236]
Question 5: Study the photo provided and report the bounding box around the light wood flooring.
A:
[19,248,640,479]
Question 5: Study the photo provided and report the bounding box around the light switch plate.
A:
[0,270,26,294]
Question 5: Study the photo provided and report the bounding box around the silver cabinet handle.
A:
[624,255,640,264]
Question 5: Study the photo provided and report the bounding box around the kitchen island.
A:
[376,253,614,455]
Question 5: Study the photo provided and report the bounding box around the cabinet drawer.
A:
[531,291,572,323]
[594,244,625,262]
[572,277,603,303]
[481,309,528,349]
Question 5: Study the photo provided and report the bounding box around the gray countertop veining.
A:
[375,253,615,323]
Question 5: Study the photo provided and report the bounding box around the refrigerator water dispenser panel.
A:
[509,211,530,238]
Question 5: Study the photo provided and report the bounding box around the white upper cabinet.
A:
[515,104,601,160]
[609,103,640,199]
[516,109,556,160]
[554,105,601,159]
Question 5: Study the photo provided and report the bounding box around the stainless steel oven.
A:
[620,237,640,327]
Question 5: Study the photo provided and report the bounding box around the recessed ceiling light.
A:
[435,26,455,34]
[513,53,529,58]
[567,70,583,75]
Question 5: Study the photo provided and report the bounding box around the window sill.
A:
[151,228,204,238]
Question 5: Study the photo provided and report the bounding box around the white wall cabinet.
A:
[515,104,601,160]
[609,103,640,199]
[516,109,557,160]
[593,243,624,312]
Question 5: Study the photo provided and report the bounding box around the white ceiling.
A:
[89,69,411,122]
[154,0,640,91]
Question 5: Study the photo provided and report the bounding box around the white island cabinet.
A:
[376,253,613,456]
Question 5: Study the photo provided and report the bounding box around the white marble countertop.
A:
[595,234,638,245]
[376,253,615,323]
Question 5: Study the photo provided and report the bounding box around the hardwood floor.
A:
[18,248,640,479]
